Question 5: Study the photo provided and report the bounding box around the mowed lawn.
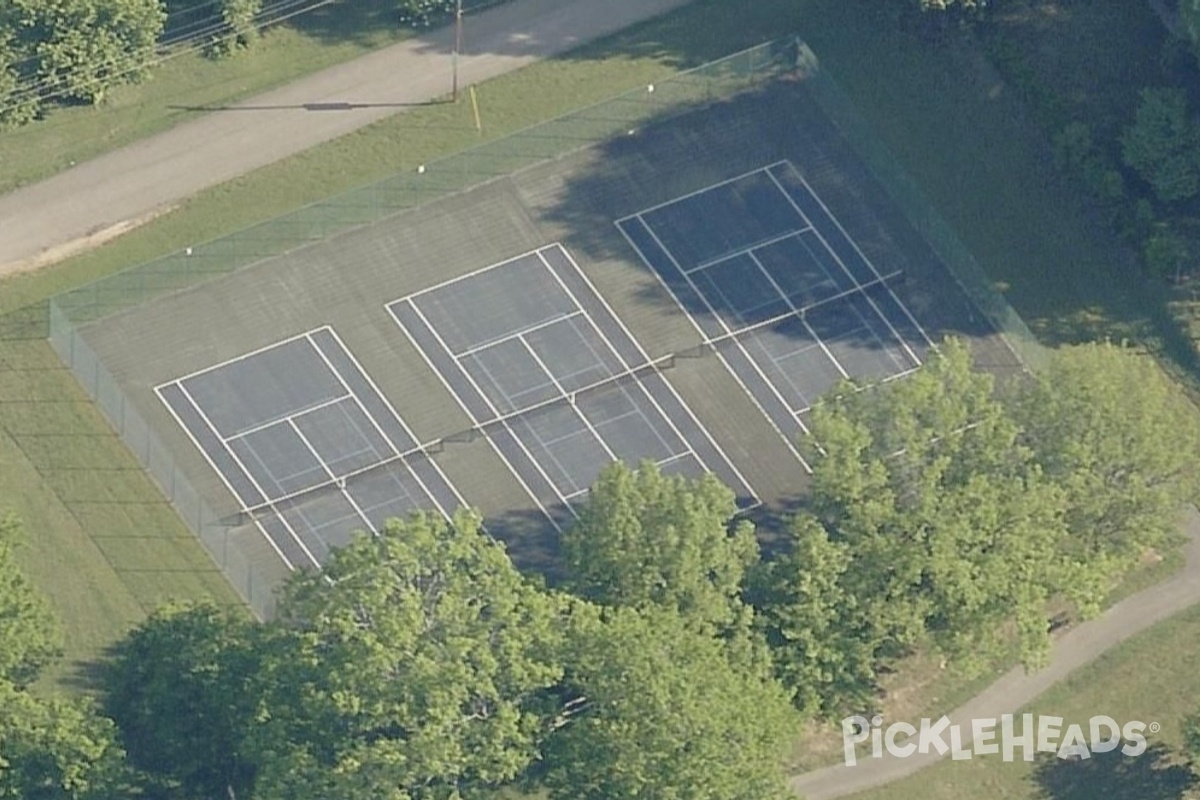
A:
[846,603,1200,800]
[0,0,416,194]
[3,0,1196,727]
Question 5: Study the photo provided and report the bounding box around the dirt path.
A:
[0,0,692,276]
[789,505,1200,799]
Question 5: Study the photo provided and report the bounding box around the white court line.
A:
[154,383,297,572]
[452,309,585,359]
[287,417,375,535]
[766,166,924,367]
[162,326,324,389]
[176,381,321,569]
[221,393,352,445]
[683,229,808,276]
[393,244,557,303]
[613,161,791,222]
[304,332,402,464]
[783,163,936,352]
[517,333,620,467]
[318,327,470,520]
[746,248,850,383]
[538,247,738,497]
[613,219,811,475]
[390,299,567,532]
[639,216,818,473]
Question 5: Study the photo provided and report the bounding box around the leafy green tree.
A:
[0,31,38,128]
[102,602,259,800]
[563,462,759,636]
[209,0,261,56]
[1184,0,1200,59]
[0,680,128,800]
[0,516,62,687]
[1184,707,1200,766]
[542,607,797,800]
[757,514,876,718]
[8,0,166,105]
[1121,88,1200,203]
[1012,342,1200,589]
[799,339,1069,677]
[398,0,457,29]
[248,511,569,800]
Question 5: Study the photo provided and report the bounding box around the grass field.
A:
[2,0,1196,746]
[845,601,1200,800]
[0,0,417,195]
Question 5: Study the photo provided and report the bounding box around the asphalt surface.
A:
[789,505,1200,799]
[0,0,693,274]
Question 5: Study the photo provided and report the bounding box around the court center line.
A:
[637,214,819,469]
[613,218,812,474]
[176,381,321,570]
[305,332,403,462]
[221,393,353,445]
[403,299,573,526]
[746,248,850,383]
[287,417,376,536]
[765,167,923,368]
[154,383,297,572]
[319,327,468,518]
[450,309,585,359]
[683,228,809,276]
[784,164,936,353]
[551,245,760,500]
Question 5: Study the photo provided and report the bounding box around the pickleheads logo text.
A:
[840,714,1154,766]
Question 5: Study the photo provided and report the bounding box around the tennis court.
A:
[616,160,933,468]
[389,243,756,529]
[156,327,463,569]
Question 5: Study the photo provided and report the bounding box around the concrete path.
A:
[790,505,1200,799]
[0,0,692,275]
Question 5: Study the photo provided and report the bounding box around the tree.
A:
[0,31,38,128]
[209,0,262,56]
[102,602,259,799]
[398,0,457,29]
[0,516,62,687]
[1012,342,1200,591]
[0,680,128,800]
[542,607,797,800]
[248,511,569,800]
[7,0,166,105]
[757,514,877,718]
[1184,708,1200,766]
[1121,88,1200,204]
[1184,0,1200,60]
[562,462,759,637]
[797,339,1069,679]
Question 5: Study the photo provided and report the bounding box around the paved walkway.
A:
[790,505,1200,798]
[0,0,692,275]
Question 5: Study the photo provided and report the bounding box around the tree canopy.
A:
[563,462,759,636]
[1121,88,1200,204]
[0,516,62,687]
[542,606,797,800]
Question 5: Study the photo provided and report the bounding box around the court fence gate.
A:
[46,35,1044,619]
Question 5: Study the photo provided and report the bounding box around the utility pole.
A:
[452,0,464,102]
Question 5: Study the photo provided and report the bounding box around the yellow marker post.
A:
[469,84,482,134]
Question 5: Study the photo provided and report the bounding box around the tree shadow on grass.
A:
[1030,742,1197,800]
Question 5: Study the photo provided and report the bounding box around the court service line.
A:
[321,327,470,519]
[286,418,376,535]
[451,309,585,359]
[220,393,353,445]
[784,164,936,351]
[765,167,924,367]
[684,228,809,276]
[176,380,321,570]
[636,215,817,473]
[612,219,811,474]
[545,245,759,501]
[390,299,566,532]
[746,248,850,382]
[154,384,296,572]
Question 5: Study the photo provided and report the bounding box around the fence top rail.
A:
[51,38,788,322]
